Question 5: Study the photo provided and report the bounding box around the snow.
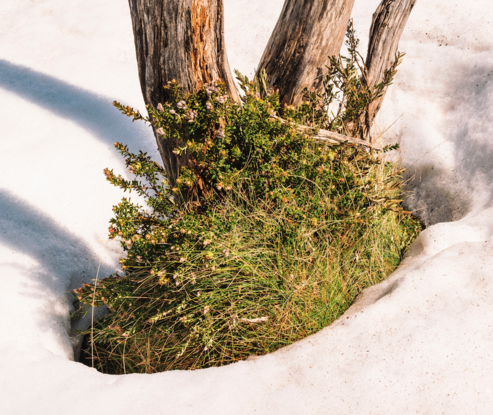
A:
[1,0,493,413]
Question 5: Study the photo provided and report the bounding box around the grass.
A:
[76,143,420,374]
[74,23,420,373]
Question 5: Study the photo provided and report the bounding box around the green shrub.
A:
[74,27,420,374]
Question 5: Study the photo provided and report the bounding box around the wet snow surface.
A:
[1,0,493,413]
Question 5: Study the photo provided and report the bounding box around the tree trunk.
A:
[256,0,356,106]
[363,0,417,139]
[127,0,415,188]
[128,0,238,186]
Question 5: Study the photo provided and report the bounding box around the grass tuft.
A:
[74,23,420,374]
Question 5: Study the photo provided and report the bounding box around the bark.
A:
[128,0,238,188]
[364,0,417,139]
[256,0,356,106]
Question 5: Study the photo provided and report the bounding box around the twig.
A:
[239,316,269,323]
[271,115,382,150]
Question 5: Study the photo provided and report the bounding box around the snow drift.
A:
[1,0,493,413]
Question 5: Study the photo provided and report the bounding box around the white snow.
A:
[1,0,493,413]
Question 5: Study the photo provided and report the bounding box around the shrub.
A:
[74,26,420,374]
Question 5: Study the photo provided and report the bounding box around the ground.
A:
[1,0,493,413]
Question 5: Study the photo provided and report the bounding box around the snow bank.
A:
[1,0,493,413]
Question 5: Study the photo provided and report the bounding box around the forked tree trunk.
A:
[128,0,238,186]
[256,0,356,106]
[127,0,415,190]
[363,0,417,139]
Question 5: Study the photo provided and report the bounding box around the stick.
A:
[271,115,382,150]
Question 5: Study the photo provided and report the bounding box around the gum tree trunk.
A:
[363,0,417,139]
[128,0,238,185]
[127,0,416,185]
[256,0,356,106]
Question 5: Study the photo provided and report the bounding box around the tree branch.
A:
[271,115,382,150]
[256,0,356,106]
[364,0,417,138]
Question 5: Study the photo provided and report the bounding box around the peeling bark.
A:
[127,0,238,186]
[256,0,356,106]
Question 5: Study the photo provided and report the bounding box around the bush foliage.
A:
[74,26,420,374]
